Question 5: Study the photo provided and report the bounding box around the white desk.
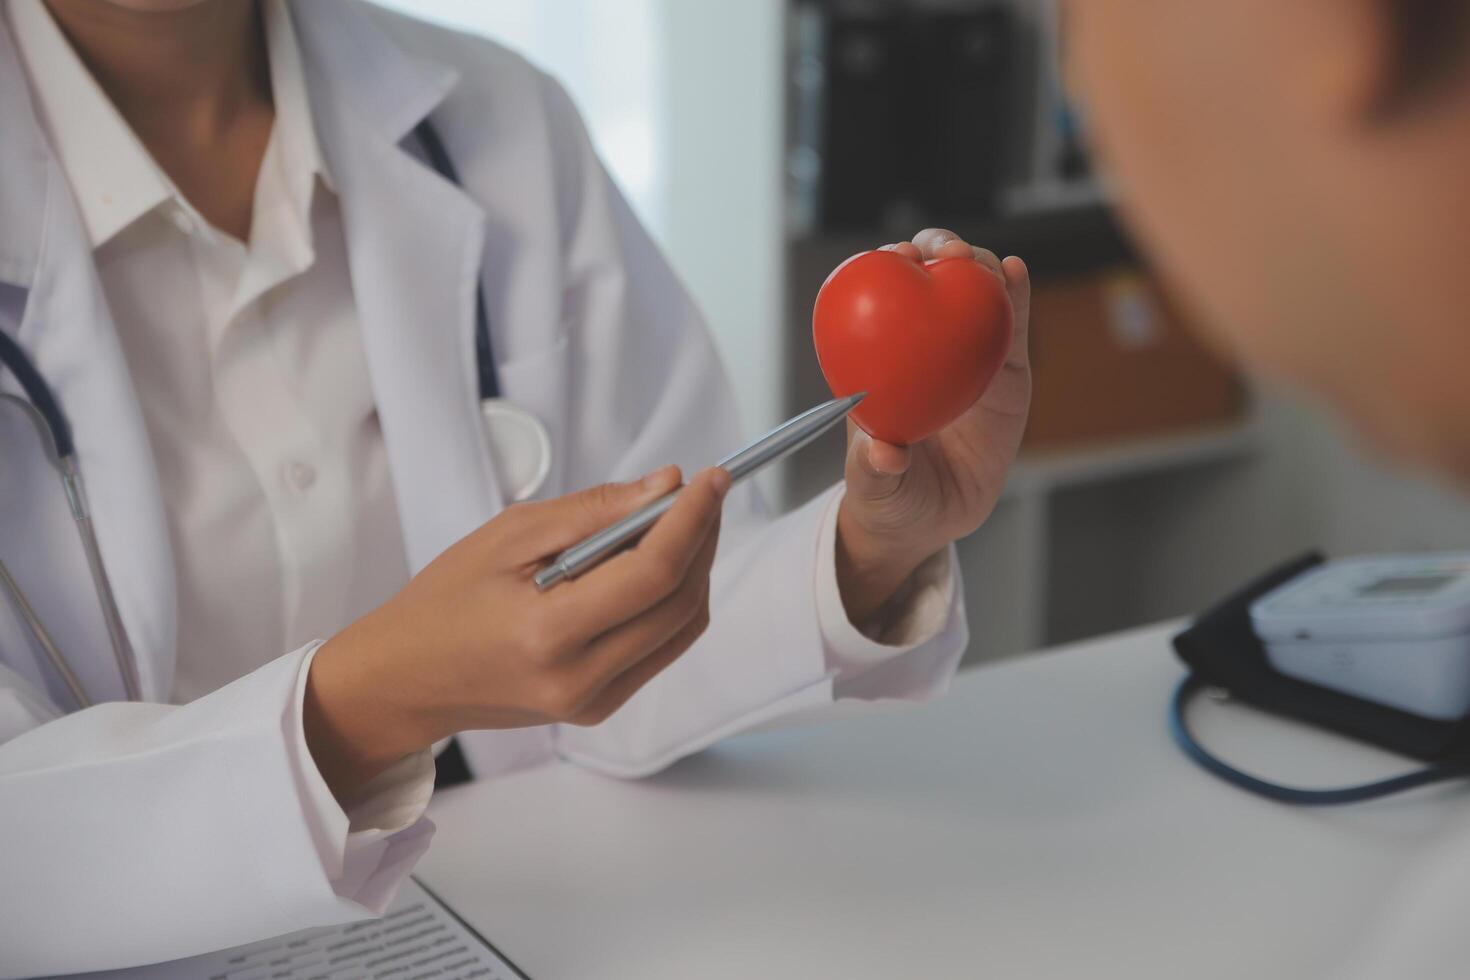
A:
[419,623,1470,979]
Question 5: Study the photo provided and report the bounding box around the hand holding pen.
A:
[304,394,863,802]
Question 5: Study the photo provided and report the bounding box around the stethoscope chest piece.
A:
[480,399,552,502]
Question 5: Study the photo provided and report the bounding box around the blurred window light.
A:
[372,0,667,233]
[369,1,786,448]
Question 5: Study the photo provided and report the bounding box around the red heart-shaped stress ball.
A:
[812,250,1012,445]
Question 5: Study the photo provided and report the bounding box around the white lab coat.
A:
[0,2,967,975]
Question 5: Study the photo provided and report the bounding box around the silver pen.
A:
[534,392,866,590]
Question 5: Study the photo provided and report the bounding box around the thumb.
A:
[847,428,910,488]
[503,465,683,559]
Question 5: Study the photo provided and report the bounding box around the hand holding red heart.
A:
[823,229,1032,625]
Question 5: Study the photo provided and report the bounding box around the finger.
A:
[565,512,719,710]
[937,241,1004,284]
[846,424,910,493]
[569,580,712,727]
[500,465,683,560]
[866,437,910,475]
[911,227,961,257]
[1001,255,1032,369]
[911,228,1004,279]
[544,467,730,640]
[970,246,1004,280]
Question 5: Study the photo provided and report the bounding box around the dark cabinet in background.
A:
[790,1,1016,232]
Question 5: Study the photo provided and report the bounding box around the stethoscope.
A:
[0,118,551,710]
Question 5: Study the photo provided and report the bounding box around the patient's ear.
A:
[1364,0,1470,118]
[1289,0,1391,125]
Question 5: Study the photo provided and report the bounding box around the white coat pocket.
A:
[491,332,571,500]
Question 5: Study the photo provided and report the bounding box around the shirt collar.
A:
[7,0,331,250]
[263,0,333,210]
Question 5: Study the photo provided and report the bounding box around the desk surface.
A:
[420,623,1470,979]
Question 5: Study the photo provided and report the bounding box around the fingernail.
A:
[708,467,732,498]
[865,444,889,475]
[864,437,902,476]
[639,465,676,490]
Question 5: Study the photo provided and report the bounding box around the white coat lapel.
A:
[0,19,45,287]
[293,1,505,574]
[0,16,176,702]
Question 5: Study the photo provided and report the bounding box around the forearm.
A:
[835,495,941,626]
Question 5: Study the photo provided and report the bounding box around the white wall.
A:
[656,0,787,440]
[376,0,667,228]
[1317,419,1470,556]
[1161,390,1470,597]
[371,0,787,447]
[1222,388,1470,562]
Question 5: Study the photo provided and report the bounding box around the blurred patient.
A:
[1065,0,1470,974]
[1068,0,1470,478]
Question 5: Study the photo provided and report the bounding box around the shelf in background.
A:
[781,415,1261,515]
[786,203,1137,281]
[1005,421,1260,499]
[1001,177,1111,217]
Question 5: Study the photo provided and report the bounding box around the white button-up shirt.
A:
[6,0,952,909]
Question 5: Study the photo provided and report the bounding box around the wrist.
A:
[835,498,939,626]
[303,617,436,802]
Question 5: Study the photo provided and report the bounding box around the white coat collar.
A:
[0,11,47,288]
[291,0,460,147]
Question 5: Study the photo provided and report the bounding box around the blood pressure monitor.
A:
[1251,554,1470,720]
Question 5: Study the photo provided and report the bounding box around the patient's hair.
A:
[1385,0,1470,111]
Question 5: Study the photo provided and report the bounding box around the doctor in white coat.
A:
[0,0,1032,974]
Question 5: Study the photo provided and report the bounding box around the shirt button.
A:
[168,207,195,235]
[285,461,317,491]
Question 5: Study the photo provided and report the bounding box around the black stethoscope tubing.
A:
[0,329,73,459]
[413,118,500,402]
[1168,673,1470,805]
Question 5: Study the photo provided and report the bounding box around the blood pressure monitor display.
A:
[1251,554,1470,720]
[1358,574,1458,598]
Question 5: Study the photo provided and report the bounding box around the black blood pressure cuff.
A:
[1172,552,1470,763]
